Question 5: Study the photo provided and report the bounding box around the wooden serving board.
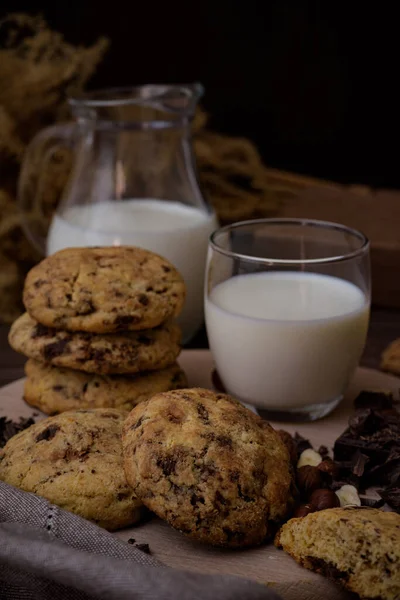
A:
[1,350,399,600]
[278,183,400,309]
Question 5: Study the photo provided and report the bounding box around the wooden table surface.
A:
[1,307,400,388]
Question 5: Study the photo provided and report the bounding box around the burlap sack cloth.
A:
[0,481,281,600]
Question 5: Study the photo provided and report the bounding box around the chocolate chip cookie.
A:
[122,388,293,548]
[24,359,188,415]
[381,338,400,376]
[9,313,181,374]
[0,409,143,530]
[275,507,400,600]
[23,246,186,333]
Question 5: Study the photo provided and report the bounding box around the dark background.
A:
[2,1,400,189]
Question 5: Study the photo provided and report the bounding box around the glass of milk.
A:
[205,218,370,421]
[17,84,218,343]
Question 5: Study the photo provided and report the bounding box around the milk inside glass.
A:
[47,199,218,341]
[205,271,369,409]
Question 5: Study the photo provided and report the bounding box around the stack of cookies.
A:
[9,246,188,415]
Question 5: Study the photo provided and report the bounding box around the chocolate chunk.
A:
[43,339,70,360]
[35,425,60,442]
[294,432,312,455]
[378,485,400,512]
[0,416,35,448]
[354,390,394,411]
[307,557,349,582]
[360,496,385,508]
[32,323,52,338]
[135,543,151,554]
[156,454,178,476]
[333,389,400,512]
[367,448,400,486]
[318,445,330,458]
[351,450,370,478]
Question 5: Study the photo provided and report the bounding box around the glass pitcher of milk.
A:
[18,84,218,342]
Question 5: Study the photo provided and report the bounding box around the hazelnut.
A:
[317,458,340,480]
[296,465,322,495]
[297,448,322,469]
[309,488,340,511]
[293,503,315,518]
[335,484,361,507]
[277,430,298,464]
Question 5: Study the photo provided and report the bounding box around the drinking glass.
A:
[205,218,370,421]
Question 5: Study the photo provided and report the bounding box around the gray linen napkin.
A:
[0,481,281,600]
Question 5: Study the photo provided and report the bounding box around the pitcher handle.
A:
[17,122,77,255]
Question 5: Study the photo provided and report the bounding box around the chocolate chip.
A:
[35,425,60,442]
[34,279,46,289]
[43,340,70,360]
[162,265,171,272]
[114,315,139,327]
[199,463,216,479]
[196,403,209,423]
[82,383,88,394]
[215,490,226,505]
[77,299,95,315]
[222,528,246,544]
[116,491,130,501]
[215,435,233,448]
[53,385,64,392]
[138,294,149,306]
[131,416,144,430]
[238,484,253,502]
[190,493,205,505]
[156,454,177,476]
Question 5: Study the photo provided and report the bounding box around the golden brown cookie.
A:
[24,359,188,414]
[23,246,186,333]
[0,409,143,530]
[275,507,400,600]
[122,387,293,548]
[381,338,400,375]
[9,312,181,374]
